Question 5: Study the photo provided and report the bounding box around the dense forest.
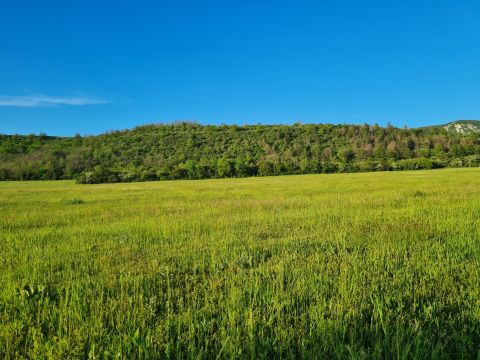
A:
[1,122,479,183]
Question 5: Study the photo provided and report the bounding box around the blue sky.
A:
[0,0,479,135]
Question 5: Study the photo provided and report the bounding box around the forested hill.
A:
[1,122,480,183]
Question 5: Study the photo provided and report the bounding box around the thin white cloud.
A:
[0,95,110,107]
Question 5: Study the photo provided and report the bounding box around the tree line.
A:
[1,122,479,183]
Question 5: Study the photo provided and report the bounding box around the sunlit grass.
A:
[1,168,480,359]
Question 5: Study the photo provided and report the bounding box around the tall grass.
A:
[1,168,480,359]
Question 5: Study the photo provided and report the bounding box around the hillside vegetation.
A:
[443,120,480,135]
[1,168,480,358]
[1,122,480,183]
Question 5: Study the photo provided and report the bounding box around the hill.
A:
[1,122,479,183]
[443,120,480,134]
[422,120,480,134]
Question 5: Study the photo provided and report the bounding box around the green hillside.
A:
[443,120,480,134]
[1,122,480,183]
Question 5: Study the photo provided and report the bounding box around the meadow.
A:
[1,168,480,359]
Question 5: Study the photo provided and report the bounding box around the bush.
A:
[0,168,12,181]
[462,155,480,167]
[76,166,121,184]
[394,158,433,170]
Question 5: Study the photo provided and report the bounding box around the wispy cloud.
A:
[0,95,110,107]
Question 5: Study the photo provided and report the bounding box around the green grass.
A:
[1,168,480,359]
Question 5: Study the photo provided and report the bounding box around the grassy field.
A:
[1,168,480,359]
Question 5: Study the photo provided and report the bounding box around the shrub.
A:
[394,158,433,170]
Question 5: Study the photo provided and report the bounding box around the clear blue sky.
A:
[0,0,479,135]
